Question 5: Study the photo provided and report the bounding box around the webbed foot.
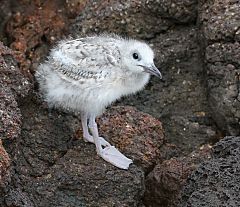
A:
[99,146,133,170]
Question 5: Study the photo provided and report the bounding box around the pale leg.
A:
[88,116,103,155]
[81,113,91,142]
[88,115,133,170]
[81,114,110,147]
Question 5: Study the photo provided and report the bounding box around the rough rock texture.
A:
[0,140,10,185]
[98,106,164,172]
[0,0,239,206]
[0,140,10,207]
[5,0,87,79]
[199,0,240,135]
[0,42,31,203]
[1,94,165,206]
[125,27,218,154]
[70,0,218,155]
[0,0,11,42]
[70,0,172,39]
[0,42,30,98]
[144,144,212,207]
[0,1,167,206]
[0,42,31,140]
[199,0,240,43]
[180,136,240,207]
[70,0,198,39]
[145,0,198,23]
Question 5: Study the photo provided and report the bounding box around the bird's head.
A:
[120,40,162,79]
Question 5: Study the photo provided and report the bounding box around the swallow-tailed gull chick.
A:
[35,34,162,170]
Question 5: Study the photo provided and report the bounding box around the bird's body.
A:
[36,34,161,169]
[37,35,151,116]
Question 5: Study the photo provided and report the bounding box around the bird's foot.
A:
[83,134,110,147]
[99,146,133,170]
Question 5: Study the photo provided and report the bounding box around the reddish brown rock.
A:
[144,144,212,207]
[1,0,237,206]
[1,96,148,206]
[5,0,87,79]
[0,140,10,185]
[98,106,164,171]
[75,106,165,172]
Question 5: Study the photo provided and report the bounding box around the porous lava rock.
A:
[199,0,240,135]
[70,0,218,155]
[1,92,164,206]
[180,136,240,207]
[0,42,31,140]
[98,106,164,172]
[5,0,87,79]
[0,42,31,205]
[144,145,212,207]
[0,140,10,185]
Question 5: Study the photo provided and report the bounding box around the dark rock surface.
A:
[0,0,239,206]
[0,42,31,140]
[180,136,240,207]
[71,0,198,39]
[122,26,218,153]
[145,0,198,24]
[199,0,240,135]
[70,0,218,154]
[70,0,173,39]
[0,140,10,185]
[0,42,30,98]
[0,0,11,42]
[144,144,212,207]
[0,41,30,205]
[199,0,240,43]
[1,94,164,206]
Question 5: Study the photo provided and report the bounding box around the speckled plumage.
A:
[35,34,161,169]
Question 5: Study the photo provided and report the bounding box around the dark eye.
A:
[133,53,139,60]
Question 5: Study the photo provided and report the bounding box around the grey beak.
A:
[141,64,162,79]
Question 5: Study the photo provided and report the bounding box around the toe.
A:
[100,146,133,169]
[83,134,94,143]
[99,137,111,147]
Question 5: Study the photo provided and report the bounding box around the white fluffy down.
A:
[35,34,153,116]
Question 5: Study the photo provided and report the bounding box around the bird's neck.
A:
[120,72,150,92]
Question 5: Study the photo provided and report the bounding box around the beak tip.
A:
[155,68,162,80]
[157,71,163,79]
[140,64,163,79]
[152,64,162,80]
